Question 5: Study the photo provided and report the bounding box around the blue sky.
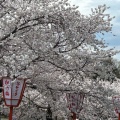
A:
[69,0,120,61]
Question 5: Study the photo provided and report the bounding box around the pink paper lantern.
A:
[2,77,26,107]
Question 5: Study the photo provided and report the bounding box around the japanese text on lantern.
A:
[3,79,11,99]
[5,80,10,96]
[15,81,20,96]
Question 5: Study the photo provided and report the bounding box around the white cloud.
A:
[113,54,120,60]
[69,0,120,16]
[69,0,120,61]
[69,0,93,15]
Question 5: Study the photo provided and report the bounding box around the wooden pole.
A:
[118,113,120,120]
[72,112,76,120]
[9,106,13,120]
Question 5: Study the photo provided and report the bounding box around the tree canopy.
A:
[0,0,120,119]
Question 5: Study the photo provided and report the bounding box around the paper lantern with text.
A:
[2,77,26,107]
[66,92,85,114]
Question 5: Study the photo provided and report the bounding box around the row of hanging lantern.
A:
[0,77,120,120]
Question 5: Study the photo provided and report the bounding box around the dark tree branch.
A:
[47,60,73,72]
[59,38,85,53]
[0,26,17,41]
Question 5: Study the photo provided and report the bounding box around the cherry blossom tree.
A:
[0,0,119,119]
